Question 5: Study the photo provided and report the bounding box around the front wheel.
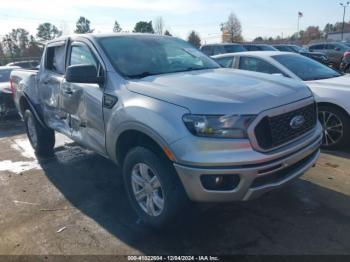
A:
[24,109,55,156]
[318,105,350,150]
[123,146,189,228]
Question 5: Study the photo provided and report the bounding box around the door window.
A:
[69,44,97,68]
[239,56,283,75]
[215,57,234,68]
[310,44,324,51]
[213,46,224,55]
[46,44,66,75]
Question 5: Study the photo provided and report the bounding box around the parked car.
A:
[6,60,40,69]
[0,66,20,117]
[307,42,350,68]
[242,44,278,51]
[340,51,350,73]
[213,51,350,149]
[200,43,246,56]
[274,44,330,65]
[11,34,322,228]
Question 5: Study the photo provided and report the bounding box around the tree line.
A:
[253,21,350,45]
[2,12,343,66]
[0,13,244,65]
[0,16,173,65]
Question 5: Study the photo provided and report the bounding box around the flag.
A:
[298,12,303,18]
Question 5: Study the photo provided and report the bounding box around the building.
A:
[327,31,350,42]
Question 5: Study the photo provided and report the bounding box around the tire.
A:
[24,109,55,156]
[123,146,189,229]
[318,105,350,150]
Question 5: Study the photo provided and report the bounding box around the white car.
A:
[213,51,350,149]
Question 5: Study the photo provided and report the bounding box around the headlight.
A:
[183,114,256,139]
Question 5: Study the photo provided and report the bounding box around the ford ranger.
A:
[11,34,323,228]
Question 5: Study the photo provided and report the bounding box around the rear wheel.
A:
[24,109,55,156]
[318,105,350,150]
[123,146,189,228]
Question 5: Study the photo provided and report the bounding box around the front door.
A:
[60,41,106,155]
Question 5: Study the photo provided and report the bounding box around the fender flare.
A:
[107,121,171,164]
[22,93,50,130]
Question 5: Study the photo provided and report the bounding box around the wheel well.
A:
[317,102,350,118]
[19,96,30,115]
[116,130,168,166]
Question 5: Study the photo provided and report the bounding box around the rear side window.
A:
[223,45,246,53]
[46,45,66,75]
[310,44,324,50]
[239,56,283,75]
[215,57,234,68]
[213,46,225,55]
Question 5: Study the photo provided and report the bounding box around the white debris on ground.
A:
[0,160,41,174]
[10,138,36,159]
[0,138,41,174]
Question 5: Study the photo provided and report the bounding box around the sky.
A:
[0,0,346,43]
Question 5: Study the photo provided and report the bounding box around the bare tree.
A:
[113,20,122,33]
[221,12,243,43]
[154,17,164,35]
[187,30,201,48]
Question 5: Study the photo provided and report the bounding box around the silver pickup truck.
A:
[11,34,322,228]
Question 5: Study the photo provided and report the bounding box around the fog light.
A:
[200,174,240,191]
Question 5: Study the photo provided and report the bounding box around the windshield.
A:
[288,45,302,52]
[223,45,246,53]
[244,45,277,51]
[98,36,220,79]
[273,54,341,81]
[0,69,11,83]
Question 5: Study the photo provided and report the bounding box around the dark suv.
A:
[274,44,330,65]
[242,44,278,51]
[200,43,246,56]
[307,42,350,67]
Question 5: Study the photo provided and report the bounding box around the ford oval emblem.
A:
[290,115,305,129]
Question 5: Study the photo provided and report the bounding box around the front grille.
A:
[254,103,317,150]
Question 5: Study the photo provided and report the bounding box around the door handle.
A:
[64,88,74,95]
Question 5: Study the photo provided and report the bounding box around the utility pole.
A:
[297,11,303,39]
[340,2,350,41]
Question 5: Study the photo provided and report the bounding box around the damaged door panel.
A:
[38,42,70,136]
[61,41,106,155]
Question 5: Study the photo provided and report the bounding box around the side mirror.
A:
[66,64,103,84]
[335,47,341,51]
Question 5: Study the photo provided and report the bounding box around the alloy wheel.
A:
[318,110,343,146]
[131,163,164,217]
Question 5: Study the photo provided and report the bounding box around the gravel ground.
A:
[0,117,350,255]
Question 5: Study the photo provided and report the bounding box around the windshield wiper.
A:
[126,72,161,79]
[126,67,216,79]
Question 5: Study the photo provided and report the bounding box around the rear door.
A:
[60,40,106,155]
[38,41,70,136]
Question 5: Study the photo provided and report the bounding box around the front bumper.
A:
[174,126,322,202]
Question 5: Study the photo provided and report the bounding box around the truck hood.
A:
[306,74,350,90]
[127,68,312,115]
